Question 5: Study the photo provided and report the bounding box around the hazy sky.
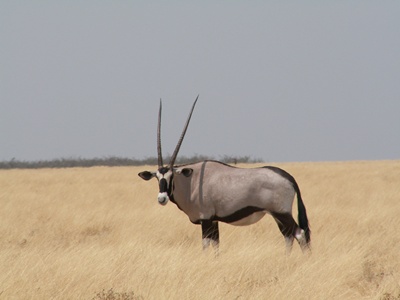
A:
[1,2,399,162]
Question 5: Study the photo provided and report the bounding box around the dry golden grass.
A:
[1,161,399,299]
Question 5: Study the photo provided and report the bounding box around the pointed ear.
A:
[175,168,193,177]
[138,171,156,181]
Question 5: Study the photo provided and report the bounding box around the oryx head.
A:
[138,96,198,205]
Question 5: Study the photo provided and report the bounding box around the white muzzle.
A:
[158,192,169,205]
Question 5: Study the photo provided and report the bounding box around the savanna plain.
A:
[1,161,399,300]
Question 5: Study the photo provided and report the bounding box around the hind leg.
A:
[272,212,307,254]
[284,235,294,255]
[294,227,310,253]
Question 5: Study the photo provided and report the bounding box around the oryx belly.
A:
[228,211,267,226]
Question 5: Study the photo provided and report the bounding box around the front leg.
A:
[201,220,219,251]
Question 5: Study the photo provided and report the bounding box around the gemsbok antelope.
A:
[138,96,311,254]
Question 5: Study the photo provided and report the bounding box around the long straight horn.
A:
[169,95,199,168]
[157,99,163,168]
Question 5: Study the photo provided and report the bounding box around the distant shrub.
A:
[0,155,263,169]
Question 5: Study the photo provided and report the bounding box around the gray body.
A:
[173,161,294,225]
[138,98,310,253]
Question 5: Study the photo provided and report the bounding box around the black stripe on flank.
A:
[213,206,265,224]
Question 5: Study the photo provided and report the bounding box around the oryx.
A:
[138,97,311,253]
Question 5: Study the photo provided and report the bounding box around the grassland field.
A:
[0,160,399,299]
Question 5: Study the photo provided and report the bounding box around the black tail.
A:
[292,180,311,244]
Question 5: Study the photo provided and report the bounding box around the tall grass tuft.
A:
[92,289,143,300]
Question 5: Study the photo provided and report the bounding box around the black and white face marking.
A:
[156,167,173,206]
